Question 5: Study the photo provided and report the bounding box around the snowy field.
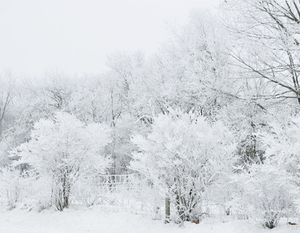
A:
[0,206,299,233]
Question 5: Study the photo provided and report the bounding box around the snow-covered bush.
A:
[261,117,300,190]
[11,112,112,211]
[229,117,300,229]
[231,164,295,229]
[0,167,22,209]
[0,166,53,211]
[130,110,236,224]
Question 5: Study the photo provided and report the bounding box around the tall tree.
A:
[150,9,234,118]
[224,0,300,108]
[0,72,14,139]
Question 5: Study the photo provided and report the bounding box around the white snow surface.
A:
[0,206,299,233]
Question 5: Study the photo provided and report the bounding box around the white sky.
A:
[0,0,221,76]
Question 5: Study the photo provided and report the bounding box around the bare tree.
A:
[0,72,14,139]
[225,0,300,106]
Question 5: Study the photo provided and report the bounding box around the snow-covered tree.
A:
[130,110,236,224]
[223,0,300,107]
[149,9,234,118]
[230,116,300,229]
[219,100,269,171]
[260,116,300,193]
[12,112,111,210]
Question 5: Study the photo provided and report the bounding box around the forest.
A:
[1,0,300,230]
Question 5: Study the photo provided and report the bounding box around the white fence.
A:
[71,174,163,217]
[1,172,298,223]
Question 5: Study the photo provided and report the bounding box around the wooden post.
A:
[165,196,170,224]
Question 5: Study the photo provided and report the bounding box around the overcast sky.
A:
[0,0,221,76]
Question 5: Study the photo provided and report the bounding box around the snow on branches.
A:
[130,110,236,223]
[11,112,112,210]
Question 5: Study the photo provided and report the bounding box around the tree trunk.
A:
[0,120,2,139]
[62,174,71,209]
[165,196,170,224]
[52,174,71,211]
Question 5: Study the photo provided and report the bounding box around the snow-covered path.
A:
[0,207,298,233]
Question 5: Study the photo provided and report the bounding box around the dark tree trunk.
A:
[165,197,170,224]
[53,174,71,211]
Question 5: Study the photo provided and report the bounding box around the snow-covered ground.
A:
[0,206,299,233]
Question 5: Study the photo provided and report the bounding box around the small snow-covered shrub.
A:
[0,167,22,209]
[0,167,53,211]
[231,164,295,229]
